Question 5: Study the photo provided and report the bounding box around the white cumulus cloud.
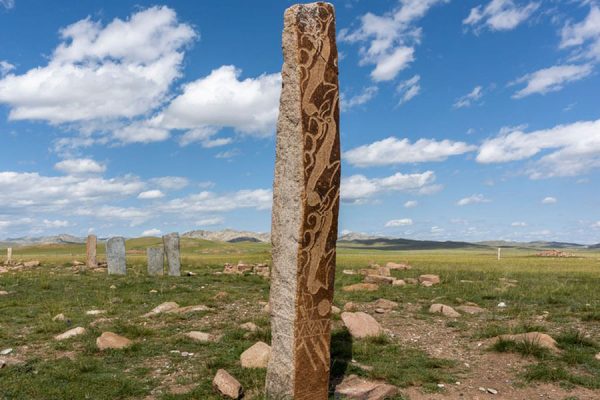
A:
[477,119,600,178]
[341,171,439,202]
[453,86,483,108]
[457,194,491,206]
[142,228,161,236]
[137,190,165,200]
[511,64,593,98]
[341,86,378,111]
[464,0,539,32]
[385,218,413,227]
[345,137,476,167]
[340,0,448,82]
[404,200,418,208]
[542,197,557,204]
[54,158,106,175]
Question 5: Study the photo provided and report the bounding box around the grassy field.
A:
[1,240,600,399]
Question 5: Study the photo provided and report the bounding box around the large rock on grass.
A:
[343,283,379,292]
[240,341,271,368]
[335,374,398,400]
[429,304,460,318]
[341,312,382,339]
[497,332,559,352]
[96,332,132,350]
[54,327,86,341]
[213,369,243,399]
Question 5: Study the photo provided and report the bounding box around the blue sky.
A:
[0,0,599,243]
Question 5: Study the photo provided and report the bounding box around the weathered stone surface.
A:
[213,369,243,399]
[96,332,132,350]
[497,332,559,352]
[185,331,217,343]
[386,262,411,270]
[240,322,259,332]
[419,274,440,285]
[373,299,398,310]
[162,233,181,276]
[55,327,86,341]
[343,283,379,292]
[147,247,164,276]
[143,301,180,317]
[86,235,97,269]
[392,279,406,287]
[240,341,271,368]
[341,312,382,339]
[335,375,398,400]
[364,275,395,285]
[106,237,126,275]
[429,304,460,318]
[456,305,485,315]
[266,3,340,399]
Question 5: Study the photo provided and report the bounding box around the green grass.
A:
[1,241,600,398]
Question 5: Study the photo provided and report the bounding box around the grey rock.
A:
[106,237,126,275]
[147,247,164,276]
[162,233,180,276]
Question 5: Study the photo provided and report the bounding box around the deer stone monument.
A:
[86,234,97,269]
[266,3,340,399]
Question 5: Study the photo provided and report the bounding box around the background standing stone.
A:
[106,237,126,275]
[86,235,97,269]
[163,233,181,276]
[266,3,340,399]
[6,247,12,264]
[147,247,164,276]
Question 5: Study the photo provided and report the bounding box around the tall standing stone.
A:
[163,233,181,276]
[86,235,98,269]
[106,237,126,275]
[147,247,164,276]
[266,3,340,399]
[6,247,12,264]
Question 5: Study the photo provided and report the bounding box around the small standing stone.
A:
[163,233,181,276]
[147,247,164,276]
[86,234,97,269]
[6,247,12,264]
[106,237,126,275]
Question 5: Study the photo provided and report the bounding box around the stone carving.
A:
[266,3,340,399]
[147,247,164,276]
[86,235,97,269]
[106,237,126,275]
[163,233,181,276]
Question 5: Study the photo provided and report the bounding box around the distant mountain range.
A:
[0,230,598,250]
[181,229,270,243]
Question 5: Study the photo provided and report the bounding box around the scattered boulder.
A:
[373,299,398,310]
[331,305,341,315]
[364,275,395,285]
[0,290,8,296]
[595,352,600,361]
[213,369,243,399]
[214,291,228,300]
[170,304,210,314]
[341,312,382,339]
[185,331,218,343]
[497,332,559,352]
[419,274,440,285]
[23,261,40,268]
[0,348,12,355]
[240,322,258,332]
[335,374,398,400]
[386,262,412,270]
[55,327,86,341]
[72,260,85,266]
[429,304,460,318]
[52,313,66,322]
[96,332,132,350]
[262,303,271,313]
[392,279,406,287]
[405,278,418,285]
[344,302,358,312]
[86,309,106,316]
[456,305,485,315]
[343,283,379,292]
[342,269,356,275]
[240,341,271,368]
[143,302,180,317]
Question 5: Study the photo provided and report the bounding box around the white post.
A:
[7,247,12,264]
[497,247,501,261]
